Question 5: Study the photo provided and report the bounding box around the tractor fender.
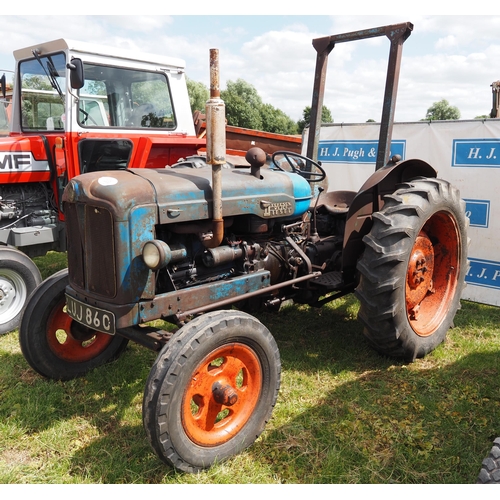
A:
[341,158,437,277]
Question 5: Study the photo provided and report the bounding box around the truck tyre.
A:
[355,177,468,361]
[0,247,42,335]
[143,310,281,472]
[477,438,500,483]
[19,269,128,380]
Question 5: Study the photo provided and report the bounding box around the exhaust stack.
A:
[203,48,226,249]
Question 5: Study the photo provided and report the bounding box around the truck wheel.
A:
[0,247,41,335]
[477,438,500,483]
[19,269,128,380]
[143,310,281,472]
[355,178,468,361]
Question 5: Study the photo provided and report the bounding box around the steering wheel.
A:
[271,151,326,182]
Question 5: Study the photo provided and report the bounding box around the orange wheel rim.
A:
[182,343,262,446]
[46,297,114,362]
[406,211,460,336]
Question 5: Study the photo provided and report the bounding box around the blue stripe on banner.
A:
[317,140,406,164]
[464,199,490,228]
[466,258,500,289]
[452,139,500,167]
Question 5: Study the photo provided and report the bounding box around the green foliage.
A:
[186,77,209,115]
[260,103,298,135]
[297,105,333,134]
[423,99,461,121]
[221,79,264,130]
[187,77,298,134]
[0,102,8,131]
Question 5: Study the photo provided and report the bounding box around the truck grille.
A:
[65,202,116,298]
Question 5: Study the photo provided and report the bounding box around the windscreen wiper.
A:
[32,49,64,100]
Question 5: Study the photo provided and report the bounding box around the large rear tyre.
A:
[477,438,500,483]
[143,310,281,473]
[19,269,128,380]
[0,247,41,335]
[355,178,468,361]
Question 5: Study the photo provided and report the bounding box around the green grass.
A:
[0,251,499,483]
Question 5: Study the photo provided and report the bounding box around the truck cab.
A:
[7,38,204,180]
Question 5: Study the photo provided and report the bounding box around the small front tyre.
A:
[19,269,129,380]
[143,310,281,473]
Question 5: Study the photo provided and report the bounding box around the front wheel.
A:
[143,310,281,472]
[355,178,469,361]
[19,269,129,380]
[0,247,42,335]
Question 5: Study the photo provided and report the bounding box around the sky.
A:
[1,4,499,124]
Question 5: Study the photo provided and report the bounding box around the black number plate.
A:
[65,295,116,335]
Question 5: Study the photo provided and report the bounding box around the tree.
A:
[221,79,264,130]
[186,78,209,115]
[260,103,298,135]
[297,105,333,134]
[423,99,460,121]
[186,77,298,134]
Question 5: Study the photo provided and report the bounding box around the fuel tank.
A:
[63,165,313,222]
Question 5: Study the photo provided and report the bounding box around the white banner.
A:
[303,119,500,306]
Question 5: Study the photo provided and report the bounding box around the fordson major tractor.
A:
[18,22,469,472]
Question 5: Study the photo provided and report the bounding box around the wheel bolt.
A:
[212,382,238,406]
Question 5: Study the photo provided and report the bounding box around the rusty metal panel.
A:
[66,270,272,329]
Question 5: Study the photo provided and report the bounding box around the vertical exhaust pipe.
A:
[204,48,226,248]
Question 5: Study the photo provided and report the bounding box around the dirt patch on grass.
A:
[1,448,35,466]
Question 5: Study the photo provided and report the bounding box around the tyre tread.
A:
[355,177,468,361]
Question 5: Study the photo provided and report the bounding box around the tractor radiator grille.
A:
[65,202,116,298]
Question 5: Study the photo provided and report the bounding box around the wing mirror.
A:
[67,58,84,89]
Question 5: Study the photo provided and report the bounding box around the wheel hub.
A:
[0,272,23,323]
[212,381,238,406]
[182,342,262,446]
[0,281,13,307]
[406,231,435,315]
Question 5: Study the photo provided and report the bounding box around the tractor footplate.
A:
[310,271,343,291]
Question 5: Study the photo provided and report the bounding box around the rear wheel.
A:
[143,310,281,472]
[356,178,468,361]
[19,269,128,380]
[0,247,41,335]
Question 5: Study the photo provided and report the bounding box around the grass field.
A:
[0,252,499,484]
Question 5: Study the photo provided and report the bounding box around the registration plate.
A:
[65,295,116,335]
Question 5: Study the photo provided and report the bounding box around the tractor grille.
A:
[65,202,116,298]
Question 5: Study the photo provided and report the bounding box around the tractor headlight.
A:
[142,240,171,271]
[142,240,187,270]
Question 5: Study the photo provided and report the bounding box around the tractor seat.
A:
[313,190,357,214]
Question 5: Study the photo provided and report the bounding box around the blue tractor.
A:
[19,23,469,472]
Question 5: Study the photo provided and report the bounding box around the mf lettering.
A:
[466,259,500,289]
[452,139,500,167]
[0,152,31,170]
